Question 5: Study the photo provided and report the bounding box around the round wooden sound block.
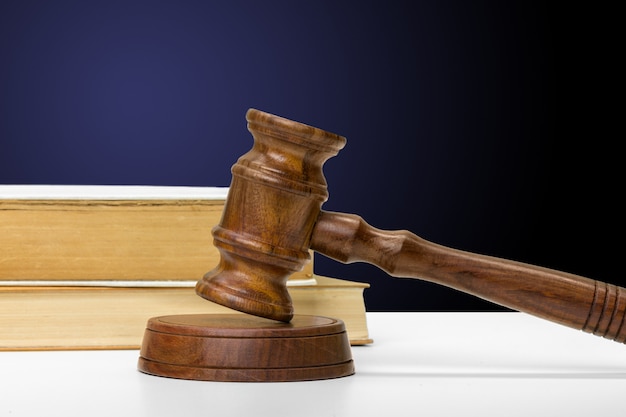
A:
[137,314,354,382]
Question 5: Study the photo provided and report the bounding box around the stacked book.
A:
[0,185,372,350]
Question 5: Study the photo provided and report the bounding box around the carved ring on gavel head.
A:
[196,108,626,344]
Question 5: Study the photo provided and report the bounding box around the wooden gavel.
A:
[196,108,626,344]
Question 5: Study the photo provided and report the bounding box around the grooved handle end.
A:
[583,282,626,343]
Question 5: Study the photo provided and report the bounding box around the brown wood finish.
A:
[196,109,346,322]
[137,314,354,382]
[311,211,626,342]
[196,108,626,344]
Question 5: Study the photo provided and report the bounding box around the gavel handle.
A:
[311,210,626,343]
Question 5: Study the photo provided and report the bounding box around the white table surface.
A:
[2,312,625,417]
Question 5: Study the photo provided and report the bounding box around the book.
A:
[0,186,372,349]
[0,185,313,281]
[0,275,371,350]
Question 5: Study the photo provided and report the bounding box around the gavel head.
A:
[195,109,346,322]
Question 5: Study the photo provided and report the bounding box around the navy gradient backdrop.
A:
[1,1,621,311]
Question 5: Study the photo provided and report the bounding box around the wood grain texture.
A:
[137,314,354,382]
[311,210,626,343]
[197,108,626,346]
[196,109,346,322]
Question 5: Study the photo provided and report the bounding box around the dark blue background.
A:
[1,1,621,311]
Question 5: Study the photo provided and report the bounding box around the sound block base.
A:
[137,314,354,382]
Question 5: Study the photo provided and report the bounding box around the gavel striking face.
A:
[197,109,626,344]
